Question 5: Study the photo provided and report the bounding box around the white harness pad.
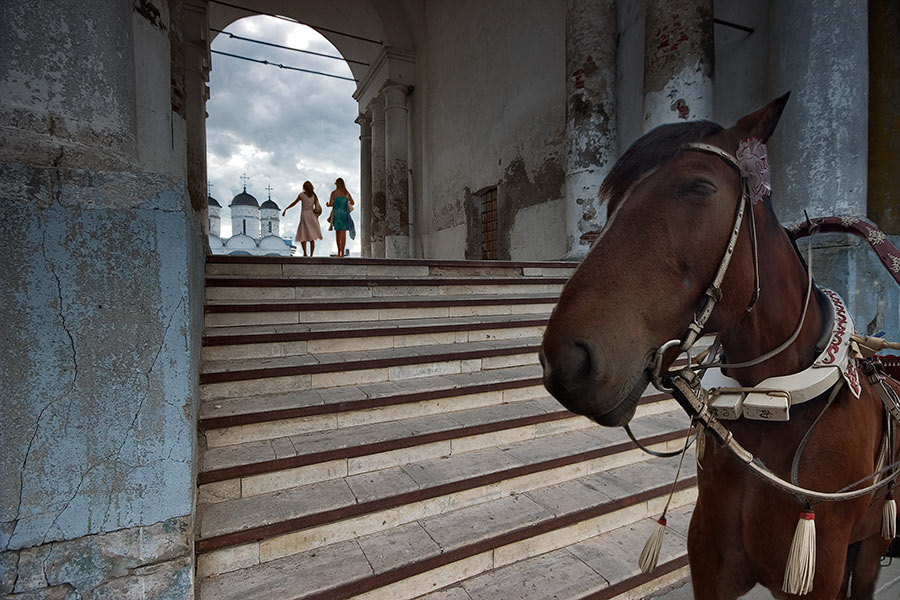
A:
[703,290,861,421]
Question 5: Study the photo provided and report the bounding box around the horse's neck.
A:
[718,219,828,387]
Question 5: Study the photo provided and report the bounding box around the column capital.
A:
[382,82,410,113]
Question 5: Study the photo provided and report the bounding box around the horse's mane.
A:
[600,120,725,203]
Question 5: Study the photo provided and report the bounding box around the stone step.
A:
[200,364,544,426]
[206,256,579,280]
[199,338,543,400]
[194,409,693,578]
[198,398,585,502]
[202,313,548,362]
[204,294,558,328]
[205,276,566,302]
[200,364,546,436]
[198,393,680,499]
[413,503,694,600]
[197,454,697,600]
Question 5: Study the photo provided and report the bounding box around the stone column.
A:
[0,0,199,596]
[357,113,373,257]
[183,0,211,214]
[370,97,386,258]
[383,83,411,258]
[565,0,618,258]
[642,0,714,130]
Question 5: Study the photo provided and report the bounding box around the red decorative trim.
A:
[820,290,848,365]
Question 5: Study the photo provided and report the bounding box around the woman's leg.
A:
[309,241,315,256]
[336,231,346,257]
[301,242,309,256]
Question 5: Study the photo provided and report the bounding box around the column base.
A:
[384,235,410,259]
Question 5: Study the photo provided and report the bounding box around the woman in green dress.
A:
[327,177,355,257]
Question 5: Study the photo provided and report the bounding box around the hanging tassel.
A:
[782,511,816,595]
[882,495,897,540]
[639,517,666,574]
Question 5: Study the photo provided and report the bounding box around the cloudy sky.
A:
[207,15,361,255]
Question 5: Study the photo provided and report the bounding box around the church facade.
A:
[208,187,293,256]
[2,0,897,597]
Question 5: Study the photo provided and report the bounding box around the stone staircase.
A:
[196,256,697,600]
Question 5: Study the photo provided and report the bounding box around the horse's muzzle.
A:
[539,339,646,427]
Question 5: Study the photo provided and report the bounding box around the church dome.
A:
[260,199,279,210]
[231,190,259,207]
[208,195,221,207]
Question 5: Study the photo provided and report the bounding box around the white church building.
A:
[208,186,293,256]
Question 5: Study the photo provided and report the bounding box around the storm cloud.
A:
[207,15,361,255]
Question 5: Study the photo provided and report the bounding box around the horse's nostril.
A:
[542,340,594,398]
[571,342,592,379]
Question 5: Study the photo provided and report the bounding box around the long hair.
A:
[335,178,347,192]
[302,180,317,202]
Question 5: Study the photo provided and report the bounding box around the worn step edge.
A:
[580,555,690,600]
[421,548,691,600]
[200,393,674,477]
[203,316,548,347]
[206,276,569,288]
[195,428,689,555]
[200,409,576,484]
[199,389,669,453]
[200,342,541,384]
[199,376,546,431]
[206,256,579,268]
[200,479,696,600]
[204,295,559,313]
[198,400,680,502]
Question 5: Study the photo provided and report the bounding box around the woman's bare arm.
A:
[282,194,302,215]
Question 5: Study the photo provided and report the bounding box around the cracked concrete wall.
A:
[421,0,567,260]
[1,1,202,597]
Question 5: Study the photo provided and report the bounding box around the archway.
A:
[206,14,361,257]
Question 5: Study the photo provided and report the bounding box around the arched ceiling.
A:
[207,0,416,85]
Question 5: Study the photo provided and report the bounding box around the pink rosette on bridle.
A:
[736,137,771,204]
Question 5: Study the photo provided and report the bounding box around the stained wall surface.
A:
[419,0,568,260]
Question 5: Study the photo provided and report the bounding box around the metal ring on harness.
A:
[650,339,692,393]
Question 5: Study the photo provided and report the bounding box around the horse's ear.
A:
[734,92,791,143]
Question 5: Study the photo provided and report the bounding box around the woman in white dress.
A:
[282,180,323,256]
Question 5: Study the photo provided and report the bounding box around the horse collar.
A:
[702,289,862,421]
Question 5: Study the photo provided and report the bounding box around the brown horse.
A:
[540,95,900,599]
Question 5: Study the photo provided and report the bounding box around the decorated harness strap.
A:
[788,216,900,285]
[703,289,861,421]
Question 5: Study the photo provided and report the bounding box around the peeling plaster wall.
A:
[422,0,567,260]
[0,1,201,597]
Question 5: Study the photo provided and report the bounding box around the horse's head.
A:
[540,95,790,426]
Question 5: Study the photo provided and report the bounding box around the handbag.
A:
[313,196,323,217]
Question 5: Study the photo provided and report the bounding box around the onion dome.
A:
[230,188,259,207]
[260,199,279,210]
[208,195,221,207]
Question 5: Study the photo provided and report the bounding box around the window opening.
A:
[481,189,498,260]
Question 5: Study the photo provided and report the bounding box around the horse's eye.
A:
[676,181,717,199]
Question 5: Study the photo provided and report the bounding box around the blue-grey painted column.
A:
[768,1,897,341]
[0,1,201,596]
[643,0,714,130]
[565,0,618,257]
